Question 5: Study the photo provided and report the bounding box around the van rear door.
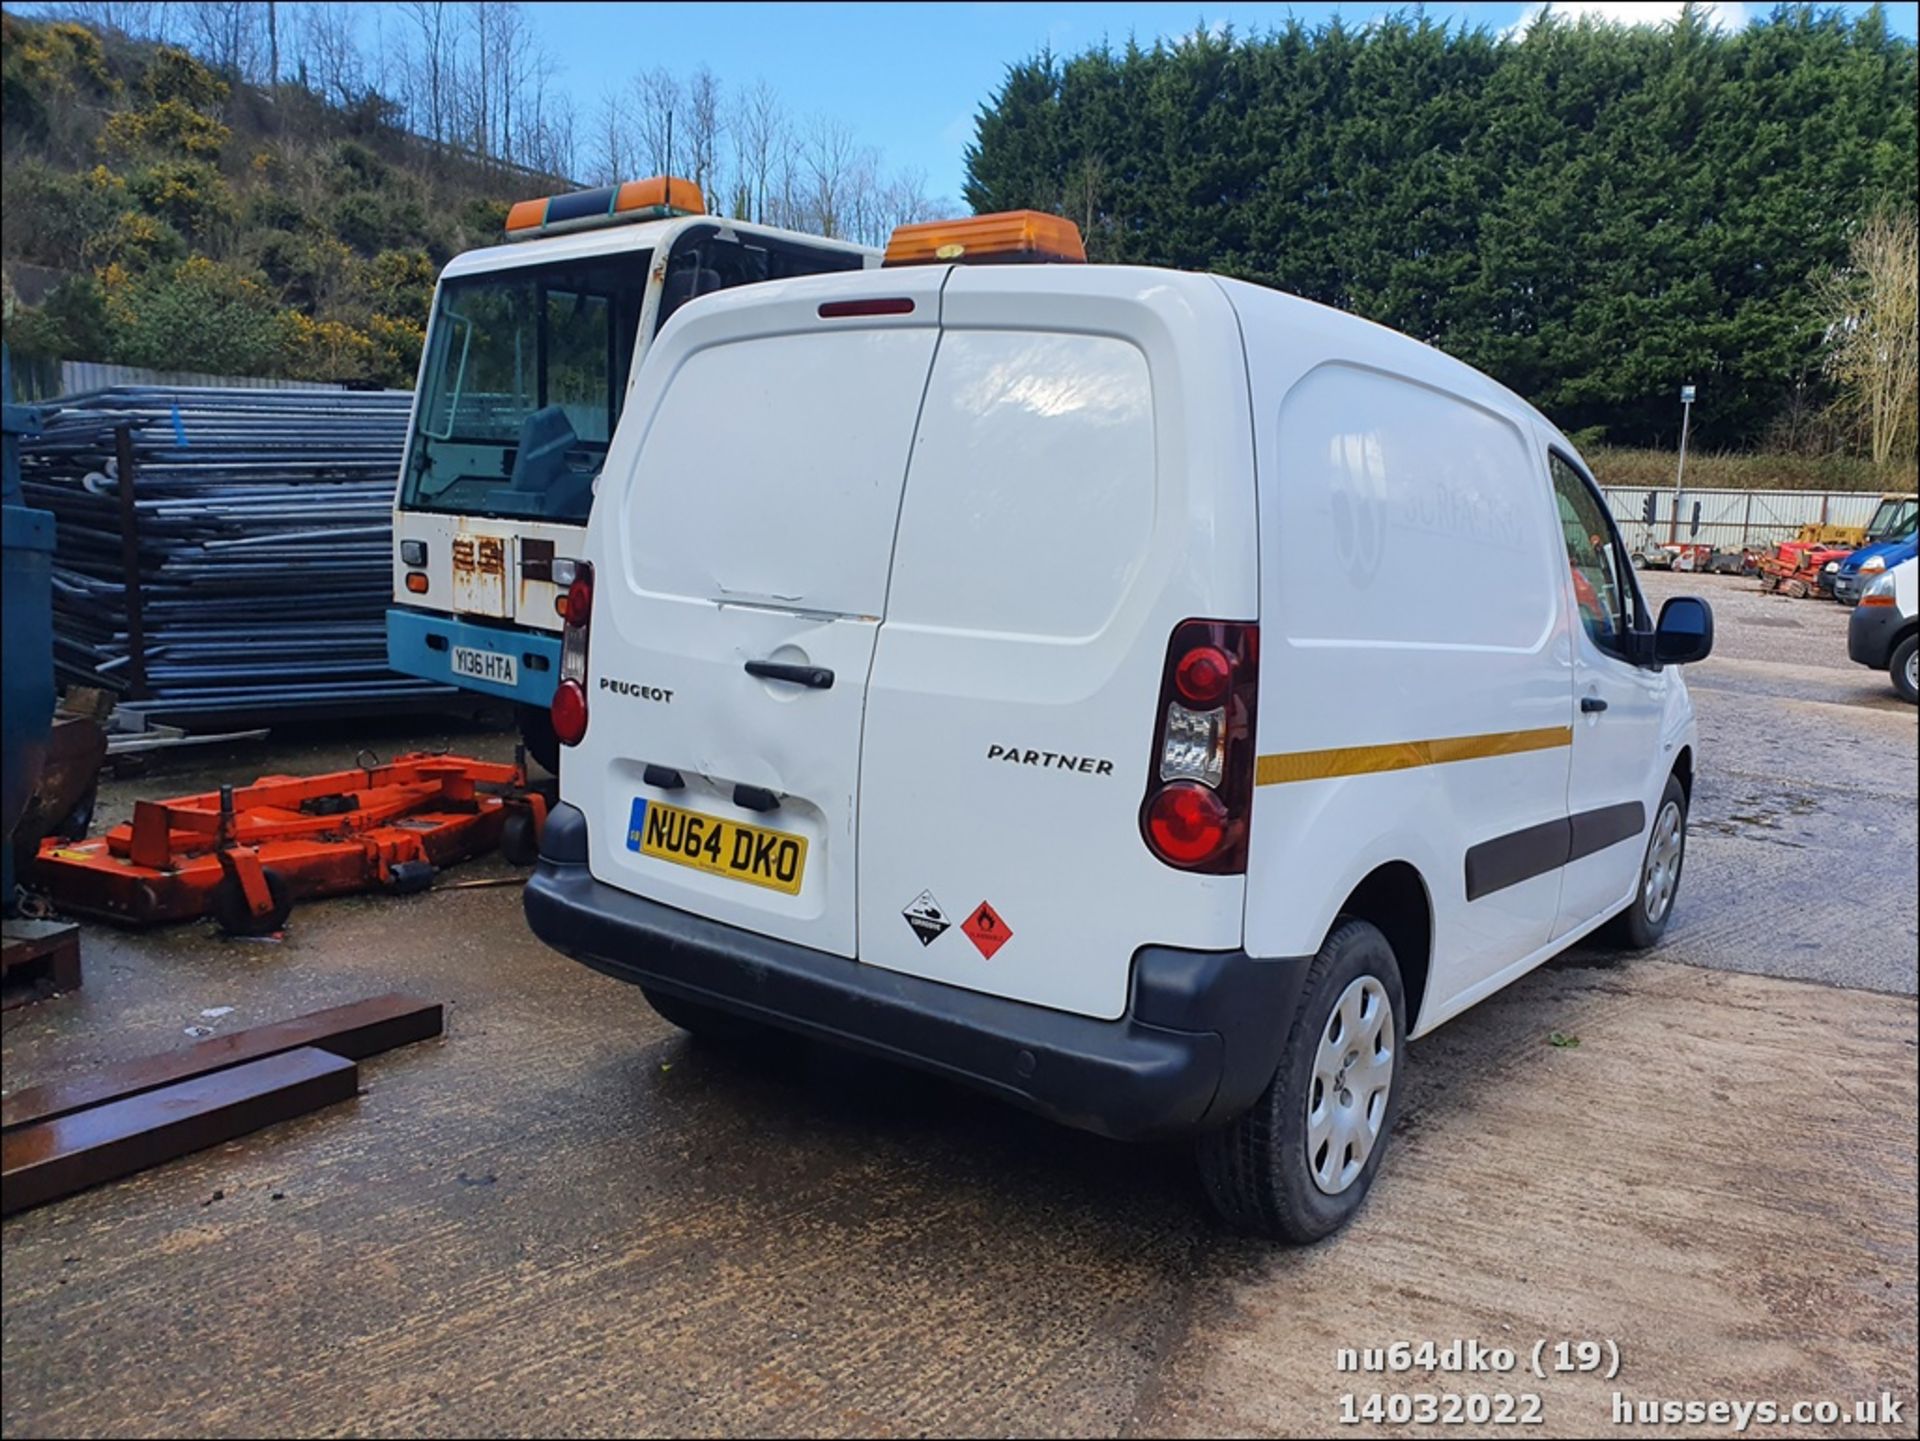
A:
[855,268,1259,1021]
[574,268,945,958]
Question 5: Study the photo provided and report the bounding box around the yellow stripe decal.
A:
[1256,725,1573,787]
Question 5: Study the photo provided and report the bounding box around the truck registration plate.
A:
[451,646,517,686]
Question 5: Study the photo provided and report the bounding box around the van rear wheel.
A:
[640,986,765,1044]
[1195,918,1406,1243]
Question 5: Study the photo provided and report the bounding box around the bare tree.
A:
[51,2,174,42]
[682,66,723,203]
[398,0,453,152]
[589,84,631,186]
[798,114,861,239]
[1819,207,1920,466]
[630,66,682,177]
[181,1,261,79]
[730,78,788,223]
[296,1,363,107]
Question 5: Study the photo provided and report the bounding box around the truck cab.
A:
[385,176,876,767]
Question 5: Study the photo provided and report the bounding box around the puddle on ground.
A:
[1697,790,1819,847]
[1744,615,1806,629]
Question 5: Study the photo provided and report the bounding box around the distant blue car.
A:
[1832,533,1919,607]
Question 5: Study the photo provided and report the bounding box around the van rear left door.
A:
[574,268,945,959]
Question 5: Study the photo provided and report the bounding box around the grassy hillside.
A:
[1585,447,1913,495]
[0,13,558,387]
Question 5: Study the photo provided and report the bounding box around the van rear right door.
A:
[574,267,946,959]
[855,268,1259,1021]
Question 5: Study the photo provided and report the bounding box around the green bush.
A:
[245,188,304,232]
[4,274,114,362]
[100,97,230,158]
[86,208,188,269]
[142,46,227,111]
[105,257,290,374]
[358,248,436,324]
[127,159,236,243]
[0,159,124,269]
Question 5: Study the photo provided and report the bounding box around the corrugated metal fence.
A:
[1602,487,1893,552]
[12,359,347,402]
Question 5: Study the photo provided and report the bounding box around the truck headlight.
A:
[1861,571,1897,604]
[1860,556,1887,573]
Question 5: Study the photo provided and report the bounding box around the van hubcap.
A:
[1906,649,1918,693]
[1307,976,1394,1195]
[1643,799,1684,924]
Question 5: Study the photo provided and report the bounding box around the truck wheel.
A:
[1891,634,1919,705]
[213,868,292,936]
[1602,775,1688,950]
[517,704,560,776]
[499,808,540,867]
[641,986,765,1044]
[1195,918,1405,1243]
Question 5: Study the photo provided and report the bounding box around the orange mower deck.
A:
[35,754,546,933]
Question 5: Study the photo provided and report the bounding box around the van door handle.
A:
[1581,696,1609,714]
[745,660,834,690]
[733,783,780,813]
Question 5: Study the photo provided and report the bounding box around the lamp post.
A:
[1670,383,1695,544]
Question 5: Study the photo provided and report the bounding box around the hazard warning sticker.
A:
[901,890,951,947]
[961,901,1011,959]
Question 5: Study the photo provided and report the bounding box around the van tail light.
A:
[552,559,593,746]
[1141,619,1258,873]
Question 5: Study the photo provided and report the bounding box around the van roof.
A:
[669,261,1570,455]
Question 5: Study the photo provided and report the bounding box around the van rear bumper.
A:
[524,804,1308,1142]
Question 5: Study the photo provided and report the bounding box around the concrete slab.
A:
[1,574,1913,1437]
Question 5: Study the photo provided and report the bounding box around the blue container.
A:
[2,349,54,907]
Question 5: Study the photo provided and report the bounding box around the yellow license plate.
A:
[626,797,807,895]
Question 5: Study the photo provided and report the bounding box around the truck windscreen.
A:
[401,252,650,523]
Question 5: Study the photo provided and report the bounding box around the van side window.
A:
[1548,452,1631,655]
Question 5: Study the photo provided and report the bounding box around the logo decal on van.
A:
[901,890,951,947]
[600,676,674,703]
[986,744,1114,776]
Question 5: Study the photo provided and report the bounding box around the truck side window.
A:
[1549,452,1631,656]
[657,227,864,330]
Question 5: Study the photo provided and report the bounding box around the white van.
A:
[525,212,1716,1241]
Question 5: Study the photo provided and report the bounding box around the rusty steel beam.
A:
[1,993,440,1133]
[1,1048,357,1216]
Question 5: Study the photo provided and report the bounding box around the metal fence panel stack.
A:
[18,386,458,725]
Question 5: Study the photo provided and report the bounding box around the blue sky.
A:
[510,1,1917,204]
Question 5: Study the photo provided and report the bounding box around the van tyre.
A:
[1196,918,1405,1243]
[1603,774,1688,950]
[641,986,765,1044]
[1892,634,1919,704]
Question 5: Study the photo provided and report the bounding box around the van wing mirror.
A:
[1651,595,1713,667]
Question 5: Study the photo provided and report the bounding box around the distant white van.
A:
[525,212,1716,1241]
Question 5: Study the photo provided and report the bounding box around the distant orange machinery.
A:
[35,753,546,934]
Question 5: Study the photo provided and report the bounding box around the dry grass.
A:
[1584,447,1910,493]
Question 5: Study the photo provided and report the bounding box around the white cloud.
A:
[1504,1,1751,39]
